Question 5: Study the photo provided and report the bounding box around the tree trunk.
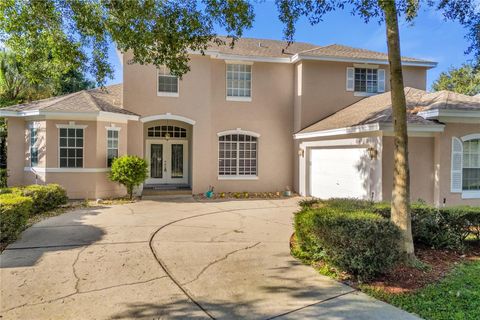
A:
[381,2,415,259]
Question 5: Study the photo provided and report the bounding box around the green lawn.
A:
[362,261,480,320]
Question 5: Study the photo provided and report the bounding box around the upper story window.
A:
[106,128,119,167]
[157,66,179,97]
[451,135,480,198]
[346,66,385,96]
[58,125,85,168]
[30,126,38,167]
[218,132,258,178]
[226,63,252,102]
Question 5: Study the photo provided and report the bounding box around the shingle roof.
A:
[298,88,480,134]
[209,37,435,65]
[1,84,137,116]
[299,44,429,63]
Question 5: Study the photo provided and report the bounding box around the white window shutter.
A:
[451,137,463,193]
[346,67,354,91]
[377,69,385,92]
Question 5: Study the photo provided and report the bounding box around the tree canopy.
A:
[432,63,480,95]
[1,1,477,86]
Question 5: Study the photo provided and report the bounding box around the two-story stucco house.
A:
[1,37,479,206]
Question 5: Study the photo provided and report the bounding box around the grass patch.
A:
[361,260,480,320]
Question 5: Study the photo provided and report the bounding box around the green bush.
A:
[109,155,148,199]
[0,193,32,242]
[295,204,401,280]
[373,202,480,249]
[21,184,68,214]
[0,168,7,188]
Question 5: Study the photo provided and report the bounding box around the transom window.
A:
[219,134,257,177]
[463,139,480,191]
[107,129,119,167]
[355,68,378,93]
[59,128,83,168]
[157,66,179,96]
[30,127,38,167]
[147,125,186,138]
[226,63,252,100]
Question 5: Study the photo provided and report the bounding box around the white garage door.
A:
[309,147,369,199]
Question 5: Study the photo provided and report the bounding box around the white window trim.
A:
[106,127,120,168]
[351,67,383,95]
[225,62,252,102]
[456,134,480,199]
[57,125,86,169]
[157,68,179,97]
[217,130,259,180]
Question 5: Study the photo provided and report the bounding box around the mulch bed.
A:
[361,244,480,293]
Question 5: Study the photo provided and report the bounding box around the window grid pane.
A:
[107,129,119,167]
[354,68,378,93]
[147,126,187,138]
[226,64,251,98]
[59,128,83,168]
[219,134,257,176]
[30,127,38,167]
[158,66,179,93]
[463,139,480,191]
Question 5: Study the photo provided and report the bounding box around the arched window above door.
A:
[147,125,187,138]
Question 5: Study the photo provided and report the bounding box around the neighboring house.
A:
[1,37,479,206]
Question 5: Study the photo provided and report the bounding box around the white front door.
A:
[146,140,188,184]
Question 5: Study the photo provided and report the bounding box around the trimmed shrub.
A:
[109,155,148,199]
[0,193,32,242]
[295,203,401,280]
[372,202,480,249]
[21,184,68,214]
[312,208,401,280]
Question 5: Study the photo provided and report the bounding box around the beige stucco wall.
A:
[295,61,428,131]
[434,123,480,207]
[123,53,295,193]
[382,136,435,204]
[6,118,128,198]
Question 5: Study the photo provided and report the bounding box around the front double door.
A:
[146,140,188,184]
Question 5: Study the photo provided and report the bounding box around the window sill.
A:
[226,96,252,102]
[354,92,378,97]
[24,167,110,173]
[157,92,179,97]
[218,176,258,181]
[461,191,480,199]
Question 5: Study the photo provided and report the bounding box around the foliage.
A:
[363,261,480,320]
[20,184,68,214]
[109,155,148,199]
[374,202,480,249]
[0,193,32,242]
[432,63,480,95]
[0,168,6,187]
[294,199,402,280]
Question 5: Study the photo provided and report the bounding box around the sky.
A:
[106,1,475,91]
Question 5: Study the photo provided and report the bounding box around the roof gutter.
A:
[291,53,437,68]
[418,109,480,119]
[293,122,444,140]
[0,110,139,121]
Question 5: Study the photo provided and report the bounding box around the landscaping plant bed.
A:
[359,245,480,294]
[194,191,296,200]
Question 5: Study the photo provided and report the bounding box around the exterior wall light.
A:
[367,146,378,160]
[298,148,304,157]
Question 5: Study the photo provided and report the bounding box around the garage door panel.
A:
[309,148,369,199]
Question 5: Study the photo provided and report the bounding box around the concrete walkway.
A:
[0,197,419,319]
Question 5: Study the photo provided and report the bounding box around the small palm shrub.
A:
[109,155,148,199]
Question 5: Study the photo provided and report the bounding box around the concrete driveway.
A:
[0,197,418,319]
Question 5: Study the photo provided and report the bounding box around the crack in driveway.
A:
[182,242,261,286]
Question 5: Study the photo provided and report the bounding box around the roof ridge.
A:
[82,90,102,111]
[43,90,86,110]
